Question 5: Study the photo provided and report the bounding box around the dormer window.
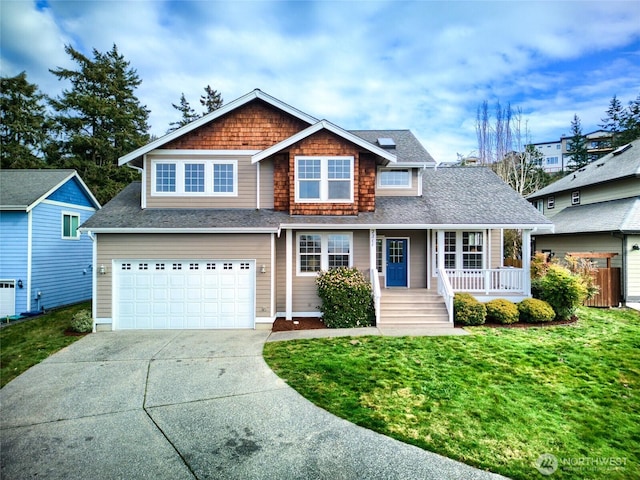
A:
[378,168,411,188]
[295,156,354,203]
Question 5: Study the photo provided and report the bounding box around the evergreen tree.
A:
[49,44,150,203]
[567,114,589,170]
[600,95,624,146]
[168,93,199,132]
[617,94,640,146]
[1,72,49,168]
[200,85,223,114]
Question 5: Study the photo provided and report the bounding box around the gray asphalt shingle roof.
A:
[0,169,77,209]
[536,197,640,235]
[528,138,640,199]
[350,130,436,164]
[81,167,551,231]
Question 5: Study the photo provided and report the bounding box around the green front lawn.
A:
[263,307,640,479]
[0,302,91,388]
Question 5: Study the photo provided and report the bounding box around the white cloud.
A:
[1,0,639,162]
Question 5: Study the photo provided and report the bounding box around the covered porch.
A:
[368,228,533,325]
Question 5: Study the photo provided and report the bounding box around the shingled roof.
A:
[528,138,640,199]
[81,167,551,232]
[535,197,640,235]
[0,169,99,211]
[350,130,436,165]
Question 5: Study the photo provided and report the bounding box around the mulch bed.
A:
[272,317,327,332]
[474,317,578,329]
[63,329,91,336]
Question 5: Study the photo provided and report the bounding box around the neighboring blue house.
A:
[0,170,100,317]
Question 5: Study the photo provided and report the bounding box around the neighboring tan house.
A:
[527,139,640,304]
[0,169,101,317]
[81,89,552,331]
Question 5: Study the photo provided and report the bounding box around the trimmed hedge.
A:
[316,267,374,328]
[453,293,486,326]
[518,298,555,323]
[485,299,519,325]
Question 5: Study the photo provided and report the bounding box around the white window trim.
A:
[377,168,412,189]
[571,190,580,205]
[547,196,555,209]
[441,231,486,270]
[151,159,238,197]
[61,211,81,240]
[296,232,353,276]
[294,156,354,203]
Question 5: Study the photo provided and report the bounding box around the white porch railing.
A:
[444,268,524,294]
[437,268,454,324]
[370,268,381,325]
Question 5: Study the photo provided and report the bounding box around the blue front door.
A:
[386,239,408,287]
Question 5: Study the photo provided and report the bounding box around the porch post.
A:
[369,229,377,274]
[286,228,293,320]
[522,229,532,296]
[436,230,445,272]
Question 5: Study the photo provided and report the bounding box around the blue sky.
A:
[2,0,639,162]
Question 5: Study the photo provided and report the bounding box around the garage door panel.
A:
[116,260,254,330]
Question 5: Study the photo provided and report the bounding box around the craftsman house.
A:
[0,169,100,317]
[81,89,551,331]
[528,139,640,305]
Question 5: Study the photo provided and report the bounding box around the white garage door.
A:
[115,260,254,330]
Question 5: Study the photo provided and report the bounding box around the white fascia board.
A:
[0,206,28,211]
[280,223,554,231]
[119,89,318,166]
[148,149,261,157]
[251,120,397,164]
[78,227,279,234]
[25,171,101,212]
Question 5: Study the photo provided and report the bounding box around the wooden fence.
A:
[585,267,621,307]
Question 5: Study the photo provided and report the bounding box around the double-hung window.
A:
[298,233,352,274]
[441,231,484,270]
[62,213,80,240]
[295,156,353,202]
[152,160,237,196]
[462,232,483,269]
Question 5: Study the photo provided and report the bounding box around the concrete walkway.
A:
[1,329,504,480]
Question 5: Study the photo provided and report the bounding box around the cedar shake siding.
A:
[162,101,310,151]
[271,131,377,215]
[95,233,273,319]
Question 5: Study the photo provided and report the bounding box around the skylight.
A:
[612,143,632,156]
[377,137,396,148]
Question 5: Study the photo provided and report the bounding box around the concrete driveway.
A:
[1,330,505,479]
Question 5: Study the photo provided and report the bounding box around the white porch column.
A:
[285,228,293,320]
[436,230,445,271]
[522,229,532,296]
[369,229,377,274]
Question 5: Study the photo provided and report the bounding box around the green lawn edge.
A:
[263,307,640,480]
[0,302,91,388]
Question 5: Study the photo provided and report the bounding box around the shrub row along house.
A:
[81,89,552,331]
[528,138,640,306]
[0,170,100,317]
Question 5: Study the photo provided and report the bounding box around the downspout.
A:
[127,164,144,208]
[87,231,98,332]
[612,232,626,305]
[26,210,32,312]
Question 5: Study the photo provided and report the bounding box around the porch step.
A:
[378,289,450,327]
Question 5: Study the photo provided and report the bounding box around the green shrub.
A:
[518,298,555,323]
[453,293,486,326]
[538,264,588,320]
[316,267,374,328]
[485,299,519,324]
[70,309,93,333]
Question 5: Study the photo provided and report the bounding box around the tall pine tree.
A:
[49,44,150,203]
[200,85,223,114]
[0,72,49,168]
[567,114,589,171]
[168,93,199,132]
